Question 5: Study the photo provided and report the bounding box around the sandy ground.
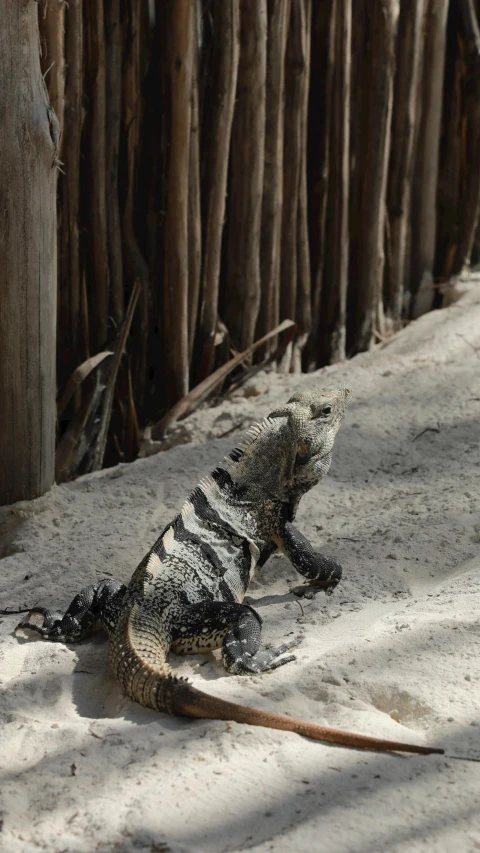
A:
[1,283,480,853]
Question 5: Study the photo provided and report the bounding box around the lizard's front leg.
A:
[273,521,342,599]
[15,579,127,642]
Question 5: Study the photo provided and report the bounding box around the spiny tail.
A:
[111,618,443,756]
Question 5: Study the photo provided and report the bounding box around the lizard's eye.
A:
[320,405,332,416]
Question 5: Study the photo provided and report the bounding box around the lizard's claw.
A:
[236,638,303,674]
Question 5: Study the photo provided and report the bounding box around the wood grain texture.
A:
[0,0,57,503]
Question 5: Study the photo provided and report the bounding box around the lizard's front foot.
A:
[292,556,342,599]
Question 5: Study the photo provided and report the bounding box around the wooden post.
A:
[39,0,65,150]
[224,0,267,352]
[85,2,109,351]
[122,0,149,412]
[385,0,425,329]
[164,0,194,402]
[58,0,84,390]
[320,0,351,364]
[0,0,57,503]
[434,3,462,282]
[307,0,336,370]
[349,0,396,352]
[292,0,312,372]
[188,1,201,362]
[279,0,306,371]
[197,0,240,379]
[410,0,449,318]
[105,0,124,327]
[257,0,290,352]
[452,0,480,272]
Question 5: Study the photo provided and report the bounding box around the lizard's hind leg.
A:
[221,605,299,675]
[170,600,299,674]
[15,579,127,643]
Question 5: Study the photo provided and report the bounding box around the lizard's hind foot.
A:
[16,608,66,640]
[15,579,127,643]
[224,640,299,675]
[16,605,91,643]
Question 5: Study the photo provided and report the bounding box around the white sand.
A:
[1,284,480,853]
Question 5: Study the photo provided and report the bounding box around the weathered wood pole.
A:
[257,0,290,353]
[85,1,109,352]
[385,0,425,329]
[452,0,480,273]
[320,0,351,364]
[410,0,449,318]
[307,0,336,370]
[163,0,195,403]
[349,0,396,352]
[58,0,84,389]
[224,0,267,352]
[0,1,57,503]
[198,0,240,379]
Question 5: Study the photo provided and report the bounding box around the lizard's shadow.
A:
[66,633,164,725]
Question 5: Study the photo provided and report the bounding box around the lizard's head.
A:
[269,383,352,493]
[223,383,351,502]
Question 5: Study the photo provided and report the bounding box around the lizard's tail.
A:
[169,680,443,755]
[111,615,443,755]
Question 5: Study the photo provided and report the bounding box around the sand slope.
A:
[1,285,479,853]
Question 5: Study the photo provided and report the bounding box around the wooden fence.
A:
[2,1,479,502]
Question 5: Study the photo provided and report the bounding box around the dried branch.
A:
[150,319,296,439]
[90,281,141,472]
[57,352,113,417]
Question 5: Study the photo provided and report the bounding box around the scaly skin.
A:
[16,385,444,755]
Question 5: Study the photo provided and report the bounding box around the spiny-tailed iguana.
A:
[16,385,443,755]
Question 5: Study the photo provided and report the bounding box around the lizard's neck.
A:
[289,451,332,510]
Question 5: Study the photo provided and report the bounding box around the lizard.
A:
[16,384,443,756]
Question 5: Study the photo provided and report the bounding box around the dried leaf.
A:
[57,352,113,417]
